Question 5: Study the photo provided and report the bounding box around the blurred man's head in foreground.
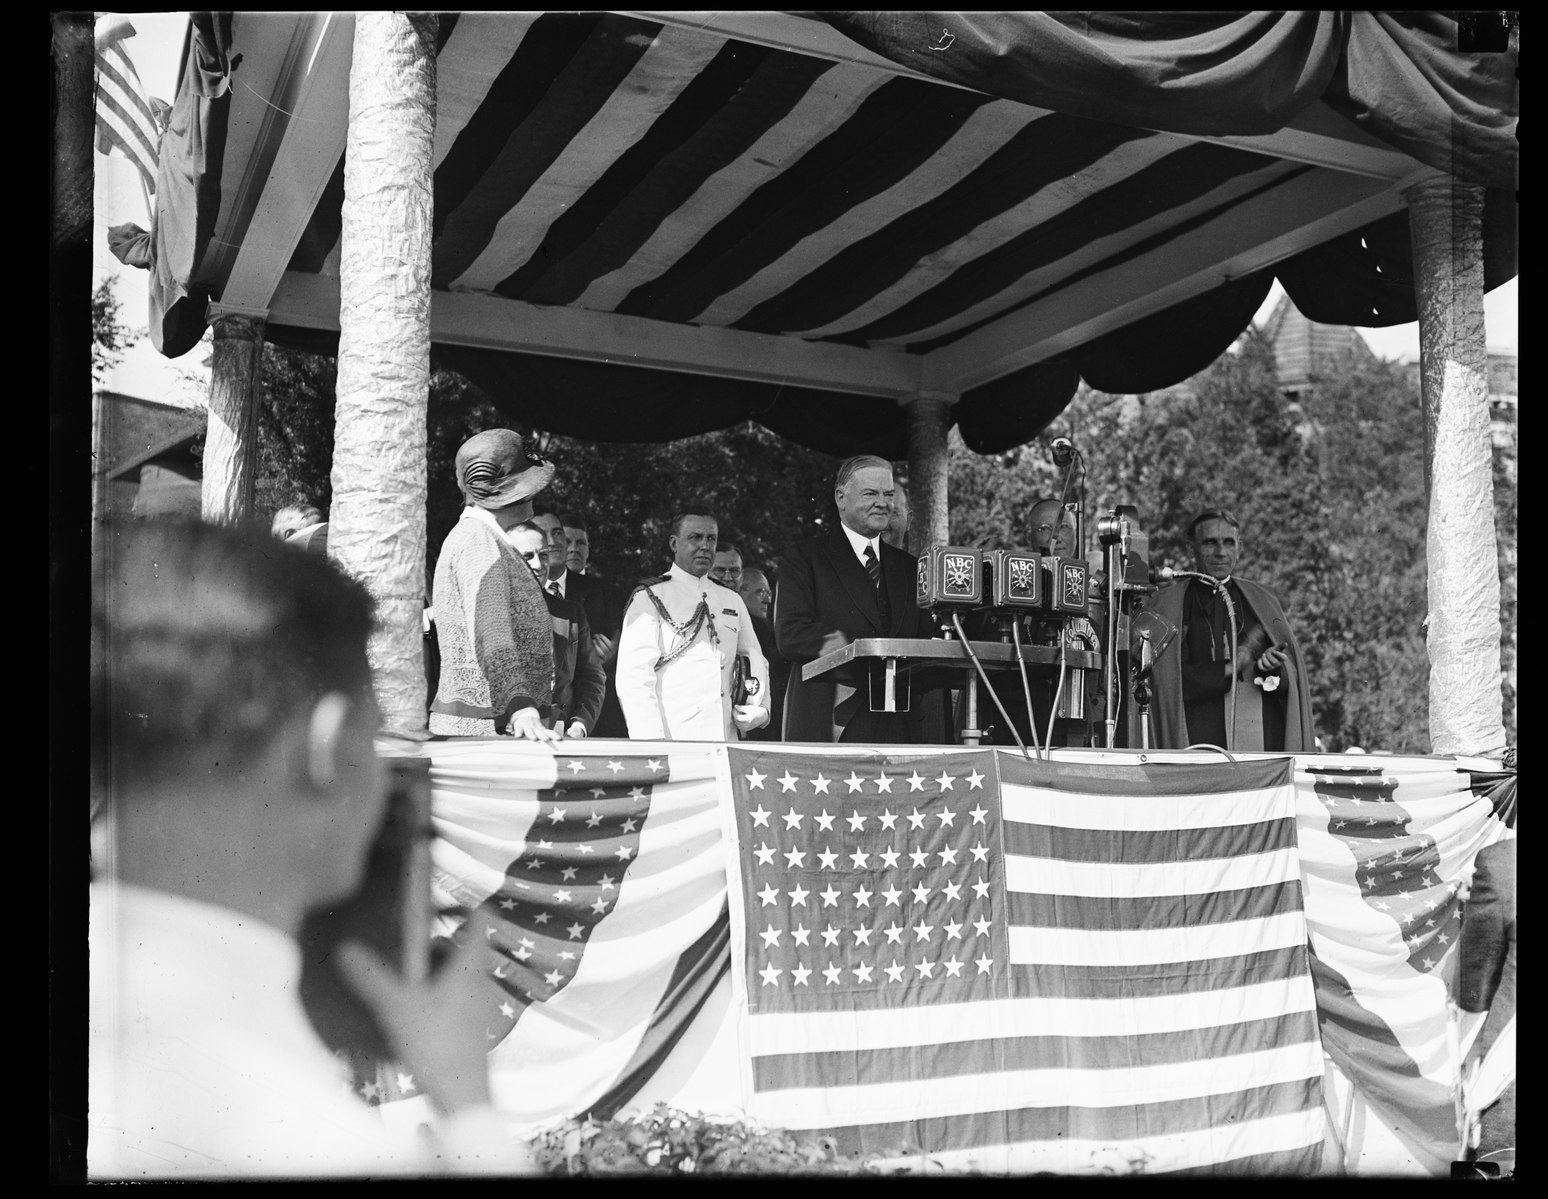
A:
[92,518,386,916]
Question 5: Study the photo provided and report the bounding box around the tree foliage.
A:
[91,277,133,384]
[947,331,1515,753]
[252,329,1515,754]
[253,343,337,521]
[253,344,844,591]
[530,1104,893,1176]
[420,385,846,589]
[529,422,841,589]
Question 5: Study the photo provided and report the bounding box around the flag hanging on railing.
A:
[724,747,1326,1176]
[361,740,732,1125]
[94,15,163,196]
[1296,759,1516,1174]
[328,741,1507,1174]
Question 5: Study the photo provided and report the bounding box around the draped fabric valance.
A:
[820,12,1518,191]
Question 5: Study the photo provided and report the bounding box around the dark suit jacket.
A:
[544,590,607,734]
[744,613,790,742]
[775,525,930,743]
[565,571,628,737]
[1459,839,1516,1013]
[567,571,625,638]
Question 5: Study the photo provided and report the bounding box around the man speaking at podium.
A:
[1149,508,1314,752]
[775,456,934,743]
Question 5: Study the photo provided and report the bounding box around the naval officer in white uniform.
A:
[617,505,770,741]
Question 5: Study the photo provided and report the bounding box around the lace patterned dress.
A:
[429,507,553,736]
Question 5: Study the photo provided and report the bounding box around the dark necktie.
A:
[865,543,891,626]
[547,581,561,599]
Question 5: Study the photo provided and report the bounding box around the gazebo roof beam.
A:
[204,12,354,313]
[251,271,928,400]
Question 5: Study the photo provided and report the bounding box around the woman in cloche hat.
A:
[427,430,562,740]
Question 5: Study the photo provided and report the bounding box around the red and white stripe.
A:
[94,17,160,195]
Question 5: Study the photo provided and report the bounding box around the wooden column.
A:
[905,393,954,552]
[202,315,265,526]
[1403,174,1505,757]
[334,12,437,736]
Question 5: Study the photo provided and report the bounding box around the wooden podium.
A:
[802,637,1103,746]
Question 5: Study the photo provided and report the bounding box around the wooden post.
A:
[202,315,265,526]
[905,393,954,552]
[334,12,437,736]
[1403,174,1506,757]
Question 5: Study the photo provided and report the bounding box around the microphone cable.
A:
[1158,567,1239,748]
[951,612,1030,758]
[1044,652,1068,761]
[1010,616,1043,756]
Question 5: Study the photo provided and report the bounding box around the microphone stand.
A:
[1102,523,1130,749]
[1161,569,1238,749]
[1052,445,1086,565]
[1103,547,1118,748]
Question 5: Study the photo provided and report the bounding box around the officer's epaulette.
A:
[627,575,671,605]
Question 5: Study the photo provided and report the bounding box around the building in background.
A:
[1260,292,1517,452]
[1260,293,1380,397]
[92,388,205,523]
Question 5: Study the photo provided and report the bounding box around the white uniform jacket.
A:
[616,562,769,741]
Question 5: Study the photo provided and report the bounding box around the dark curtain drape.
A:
[818,7,1517,416]
[107,12,233,359]
[818,11,1517,190]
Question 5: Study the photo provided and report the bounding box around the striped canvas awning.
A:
[128,11,1517,455]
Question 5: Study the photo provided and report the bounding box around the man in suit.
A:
[547,510,628,737]
[776,455,933,743]
[1459,838,1516,1014]
[739,566,788,743]
[709,542,745,593]
[1458,837,1516,1164]
[510,523,607,737]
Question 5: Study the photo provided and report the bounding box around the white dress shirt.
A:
[839,521,882,568]
[88,882,525,1179]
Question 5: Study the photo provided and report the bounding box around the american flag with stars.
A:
[94,16,165,196]
[725,746,1327,1175]
[736,752,1007,1013]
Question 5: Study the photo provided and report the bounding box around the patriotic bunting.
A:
[358,741,731,1124]
[1294,759,1515,1173]
[338,740,1511,1176]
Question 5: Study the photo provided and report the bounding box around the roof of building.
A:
[95,390,205,481]
[1260,293,1377,392]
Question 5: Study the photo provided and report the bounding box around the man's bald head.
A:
[739,568,772,620]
